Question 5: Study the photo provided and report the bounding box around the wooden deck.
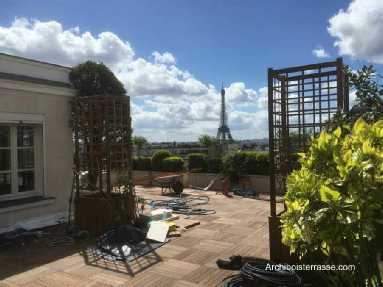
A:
[0,187,282,287]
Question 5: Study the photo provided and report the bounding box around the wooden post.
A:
[268,68,277,218]
[337,57,344,111]
[73,98,80,201]
[106,98,112,194]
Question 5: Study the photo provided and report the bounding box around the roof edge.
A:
[0,52,71,70]
[0,72,72,88]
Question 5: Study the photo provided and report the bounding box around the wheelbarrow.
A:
[153,174,184,196]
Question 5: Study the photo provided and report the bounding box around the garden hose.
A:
[240,261,302,286]
[218,256,302,287]
[148,196,216,215]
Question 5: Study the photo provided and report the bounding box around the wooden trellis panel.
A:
[268,58,349,217]
[72,95,133,195]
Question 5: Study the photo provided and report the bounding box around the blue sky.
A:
[1,0,382,141]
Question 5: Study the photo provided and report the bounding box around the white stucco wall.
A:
[0,54,75,232]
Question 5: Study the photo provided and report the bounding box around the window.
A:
[0,124,43,200]
[0,126,11,195]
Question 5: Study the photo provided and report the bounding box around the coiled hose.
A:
[219,258,302,287]
[149,196,216,215]
[240,261,302,286]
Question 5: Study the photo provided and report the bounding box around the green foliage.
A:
[222,152,246,182]
[198,134,217,147]
[288,132,312,153]
[69,61,126,96]
[207,157,223,173]
[151,150,172,171]
[199,134,221,157]
[243,152,269,175]
[187,153,223,173]
[133,136,148,147]
[188,153,208,172]
[222,151,270,182]
[348,65,383,121]
[281,118,383,286]
[133,157,152,171]
[162,156,184,172]
[328,65,383,130]
[133,136,148,157]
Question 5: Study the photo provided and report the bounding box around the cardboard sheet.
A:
[146,221,169,242]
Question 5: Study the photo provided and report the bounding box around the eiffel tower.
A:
[216,85,233,151]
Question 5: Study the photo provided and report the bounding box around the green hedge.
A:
[222,151,269,182]
[187,154,223,173]
[135,150,269,175]
[151,150,171,171]
[243,152,269,175]
[133,157,152,171]
[188,153,207,172]
[162,156,184,172]
[207,157,222,173]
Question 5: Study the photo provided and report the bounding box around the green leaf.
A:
[352,117,368,135]
[362,140,374,154]
[317,132,331,150]
[320,186,340,202]
[321,241,330,256]
[334,127,342,138]
[282,117,383,275]
[373,120,383,138]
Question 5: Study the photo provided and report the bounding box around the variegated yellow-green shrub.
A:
[281,118,383,287]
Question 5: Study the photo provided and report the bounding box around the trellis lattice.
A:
[268,58,349,217]
[72,95,133,195]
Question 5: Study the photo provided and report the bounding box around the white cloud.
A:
[226,82,257,103]
[256,87,268,109]
[230,110,268,138]
[118,58,208,97]
[328,0,383,63]
[152,51,176,65]
[0,17,135,67]
[312,47,330,58]
[0,17,267,141]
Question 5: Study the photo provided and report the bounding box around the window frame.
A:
[0,112,45,202]
[0,126,12,196]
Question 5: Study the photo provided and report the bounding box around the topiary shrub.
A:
[162,156,184,172]
[281,118,383,286]
[207,157,223,173]
[188,153,207,172]
[151,150,171,171]
[70,61,126,190]
[133,157,152,171]
[69,61,126,96]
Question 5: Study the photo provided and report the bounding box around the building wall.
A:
[0,56,74,232]
[0,53,70,83]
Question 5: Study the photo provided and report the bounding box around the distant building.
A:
[135,138,268,158]
[237,138,269,152]
[136,141,208,158]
